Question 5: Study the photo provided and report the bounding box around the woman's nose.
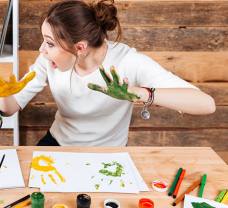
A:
[39,42,47,54]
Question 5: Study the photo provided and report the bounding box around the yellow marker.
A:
[52,204,68,208]
[0,71,36,97]
[14,198,31,208]
[221,190,228,203]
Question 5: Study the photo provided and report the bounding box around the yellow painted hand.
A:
[0,71,36,97]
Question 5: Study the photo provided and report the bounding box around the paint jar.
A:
[138,198,154,208]
[104,199,120,208]
[77,194,91,208]
[31,192,45,208]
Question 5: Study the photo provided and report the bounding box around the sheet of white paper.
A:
[184,195,228,208]
[0,149,25,189]
[29,151,148,193]
[125,153,149,192]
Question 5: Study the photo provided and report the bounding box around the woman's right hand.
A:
[0,71,36,97]
[0,71,36,123]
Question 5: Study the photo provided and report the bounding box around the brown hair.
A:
[43,0,121,53]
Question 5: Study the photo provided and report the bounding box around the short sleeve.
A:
[134,52,199,90]
[14,54,48,109]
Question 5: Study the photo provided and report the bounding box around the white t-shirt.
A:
[14,41,198,146]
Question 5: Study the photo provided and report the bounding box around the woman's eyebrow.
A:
[44,35,55,41]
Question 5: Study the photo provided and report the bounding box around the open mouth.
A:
[50,60,57,69]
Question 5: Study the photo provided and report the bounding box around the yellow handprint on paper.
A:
[31,155,65,185]
[0,71,36,97]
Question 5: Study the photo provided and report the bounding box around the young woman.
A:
[0,0,215,146]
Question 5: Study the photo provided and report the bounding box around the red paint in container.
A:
[138,198,154,208]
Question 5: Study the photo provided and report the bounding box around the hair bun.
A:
[92,0,118,32]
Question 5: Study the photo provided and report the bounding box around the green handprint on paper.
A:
[191,202,215,208]
[88,66,140,102]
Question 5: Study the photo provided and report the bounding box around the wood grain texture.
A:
[19,103,228,129]
[0,146,227,208]
[19,127,228,151]
[1,129,227,163]
[19,26,228,51]
[0,64,12,81]
[18,1,228,26]
[128,129,228,151]
[0,130,13,145]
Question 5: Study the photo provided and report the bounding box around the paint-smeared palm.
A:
[88,66,140,102]
[0,71,36,128]
[0,71,36,97]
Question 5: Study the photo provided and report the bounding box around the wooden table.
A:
[0,146,228,208]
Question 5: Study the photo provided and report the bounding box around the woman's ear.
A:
[74,41,88,57]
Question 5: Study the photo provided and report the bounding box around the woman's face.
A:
[39,20,76,71]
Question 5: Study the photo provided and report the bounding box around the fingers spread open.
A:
[99,66,111,86]
[110,66,120,85]
[88,83,106,94]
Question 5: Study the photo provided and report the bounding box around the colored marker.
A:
[221,190,228,204]
[173,169,186,198]
[0,154,5,169]
[198,174,207,197]
[3,195,30,208]
[215,190,227,202]
[168,168,183,196]
[14,198,31,208]
[172,179,201,206]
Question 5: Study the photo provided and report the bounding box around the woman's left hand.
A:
[88,66,141,102]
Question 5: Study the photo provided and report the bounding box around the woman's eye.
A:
[46,42,54,48]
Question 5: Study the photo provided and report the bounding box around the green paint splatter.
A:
[99,161,124,177]
[95,184,100,190]
[120,180,125,188]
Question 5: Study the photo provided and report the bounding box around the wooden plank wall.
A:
[0,0,228,163]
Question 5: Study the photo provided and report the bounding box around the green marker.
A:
[215,189,227,202]
[168,168,183,196]
[198,174,207,197]
[31,192,45,208]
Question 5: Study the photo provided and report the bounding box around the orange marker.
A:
[172,179,201,206]
[173,169,186,198]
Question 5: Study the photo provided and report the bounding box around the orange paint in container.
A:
[138,198,154,208]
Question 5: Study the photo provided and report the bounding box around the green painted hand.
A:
[88,66,140,102]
